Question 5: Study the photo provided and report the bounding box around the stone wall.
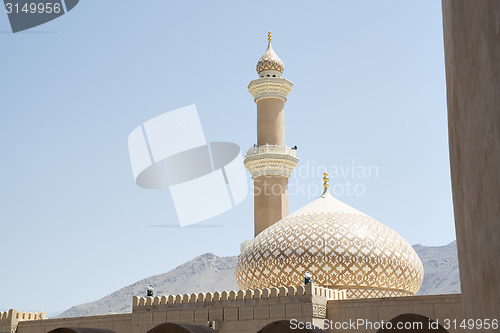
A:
[10,288,463,333]
[131,284,345,333]
[326,294,464,333]
[1,310,46,333]
[11,284,344,333]
[17,314,132,333]
[442,0,500,328]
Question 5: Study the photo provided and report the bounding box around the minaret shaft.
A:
[257,99,285,146]
[254,175,289,236]
[254,98,287,236]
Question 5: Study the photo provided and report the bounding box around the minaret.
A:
[245,32,298,236]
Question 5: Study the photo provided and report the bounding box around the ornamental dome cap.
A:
[236,176,424,299]
[256,32,285,77]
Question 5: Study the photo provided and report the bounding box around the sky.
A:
[0,1,454,314]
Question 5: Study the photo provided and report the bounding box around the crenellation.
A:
[129,281,346,329]
[131,283,344,314]
[0,308,47,333]
[132,296,139,309]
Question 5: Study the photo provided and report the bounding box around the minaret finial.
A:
[322,172,329,196]
[268,31,272,42]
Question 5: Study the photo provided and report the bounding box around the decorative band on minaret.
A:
[245,32,299,236]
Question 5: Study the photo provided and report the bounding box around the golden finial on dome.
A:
[322,173,329,197]
[256,31,284,75]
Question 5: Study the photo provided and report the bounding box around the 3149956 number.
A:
[5,2,61,14]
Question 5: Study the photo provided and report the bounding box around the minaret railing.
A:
[245,144,297,158]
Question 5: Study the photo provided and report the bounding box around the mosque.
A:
[3,16,499,331]
[236,32,424,300]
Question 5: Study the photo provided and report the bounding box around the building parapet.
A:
[130,284,345,328]
[0,309,46,322]
[0,309,46,333]
[132,284,346,309]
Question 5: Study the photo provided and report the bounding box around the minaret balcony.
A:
[244,144,299,179]
[248,77,293,103]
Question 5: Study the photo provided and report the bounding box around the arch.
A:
[146,323,217,333]
[377,314,449,333]
[48,328,116,333]
[258,320,326,332]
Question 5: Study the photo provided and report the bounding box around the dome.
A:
[256,39,285,76]
[236,188,424,299]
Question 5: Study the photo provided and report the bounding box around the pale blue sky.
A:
[0,1,453,314]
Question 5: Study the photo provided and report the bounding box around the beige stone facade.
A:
[1,310,46,333]
[252,176,289,237]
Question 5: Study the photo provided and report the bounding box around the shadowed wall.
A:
[442,0,500,327]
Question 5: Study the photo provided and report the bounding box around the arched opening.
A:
[257,320,326,332]
[48,328,116,333]
[146,323,217,333]
[377,314,449,333]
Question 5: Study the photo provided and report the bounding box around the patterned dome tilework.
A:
[236,211,423,298]
[256,42,285,74]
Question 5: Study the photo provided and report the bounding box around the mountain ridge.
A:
[58,241,460,318]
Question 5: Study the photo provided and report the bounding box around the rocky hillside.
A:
[414,241,460,295]
[58,253,238,318]
[58,241,460,318]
